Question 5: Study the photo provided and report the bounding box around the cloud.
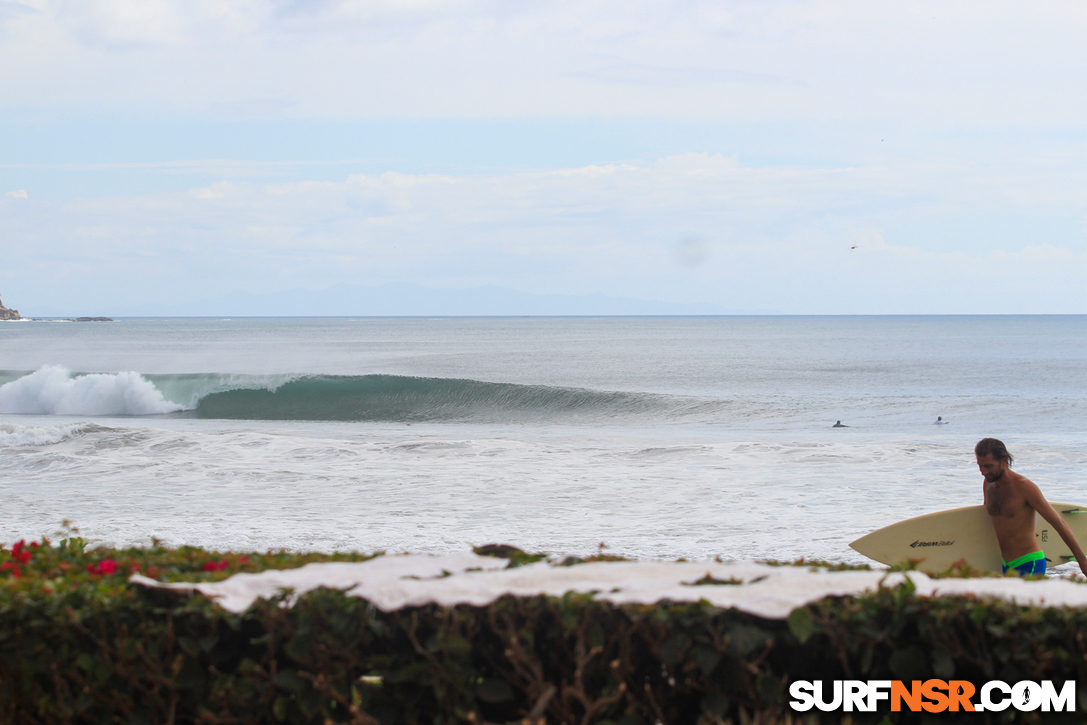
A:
[4,1,1087,123]
[2,2,1086,315]
[1,160,365,176]
[4,154,1087,314]
[1019,243,1079,262]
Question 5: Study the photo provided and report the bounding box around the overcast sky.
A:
[2,0,1087,315]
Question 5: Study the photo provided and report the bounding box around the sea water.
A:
[1,316,1085,567]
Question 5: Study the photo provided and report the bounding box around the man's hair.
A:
[975,438,1014,464]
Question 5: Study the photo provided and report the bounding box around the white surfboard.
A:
[849,503,1087,573]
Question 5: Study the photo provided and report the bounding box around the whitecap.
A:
[0,366,185,416]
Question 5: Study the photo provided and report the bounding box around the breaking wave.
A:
[0,421,106,447]
[183,374,673,422]
[0,366,184,416]
[0,367,707,422]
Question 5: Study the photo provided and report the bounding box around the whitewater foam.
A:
[0,366,185,416]
[0,421,102,447]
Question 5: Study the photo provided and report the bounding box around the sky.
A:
[2,0,1087,315]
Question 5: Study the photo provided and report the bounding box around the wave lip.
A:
[0,366,185,416]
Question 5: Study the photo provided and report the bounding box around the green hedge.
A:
[2,539,1087,724]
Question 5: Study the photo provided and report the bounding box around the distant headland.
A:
[0,294,21,320]
[0,296,112,321]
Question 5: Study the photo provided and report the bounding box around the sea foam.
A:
[0,421,100,447]
[0,366,185,416]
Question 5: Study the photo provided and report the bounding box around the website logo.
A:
[789,679,1075,713]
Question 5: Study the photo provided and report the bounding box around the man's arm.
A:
[1023,480,1087,577]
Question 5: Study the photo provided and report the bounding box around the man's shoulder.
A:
[1008,471,1047,505]
[1008,470,1037,488]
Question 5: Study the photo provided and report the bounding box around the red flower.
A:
[202,560,229,572]
[87,559,119,576]
[239,556,250,563]
[0,562,20,578]
[10,540,31,565]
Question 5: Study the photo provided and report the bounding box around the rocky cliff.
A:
[0,295,21,320]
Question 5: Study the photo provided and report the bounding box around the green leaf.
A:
[175,657,206,691]
[756,671,783,707]
[660,633,690,666]
[274,669,307,694]
[888,646,928,681]
[437,632,471,656]
[700,690,730,717]
[272,695,289,722]
[728,625,770,658]
[786,607,819,644]
[476,678,515,703]
[693,645,722,677]
[932,648,955,679]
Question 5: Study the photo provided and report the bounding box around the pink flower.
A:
[87,559,119,576]
[202,560,229,572]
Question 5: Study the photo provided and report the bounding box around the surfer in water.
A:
[977,438,1087,577]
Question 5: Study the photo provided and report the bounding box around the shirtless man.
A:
[977,438,1087,577]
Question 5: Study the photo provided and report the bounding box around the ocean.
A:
[1,316,1085,568]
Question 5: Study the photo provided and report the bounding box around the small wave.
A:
[629,445,714,459]
[0,421,105,447]
[0,366,185,416]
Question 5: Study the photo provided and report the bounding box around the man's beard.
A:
[985,470,1005,483]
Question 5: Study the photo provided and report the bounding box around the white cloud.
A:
[3,155,1086,314]
[52,0,189,48]
[1020,243,1079,262]
[656,153,739,172]
[5,189,28,199]
[4,1,1087,123]
[345,172,456,190]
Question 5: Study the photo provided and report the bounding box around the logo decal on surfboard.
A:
[909,539,955,548]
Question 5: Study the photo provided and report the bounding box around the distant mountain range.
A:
[90,283,778,317]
